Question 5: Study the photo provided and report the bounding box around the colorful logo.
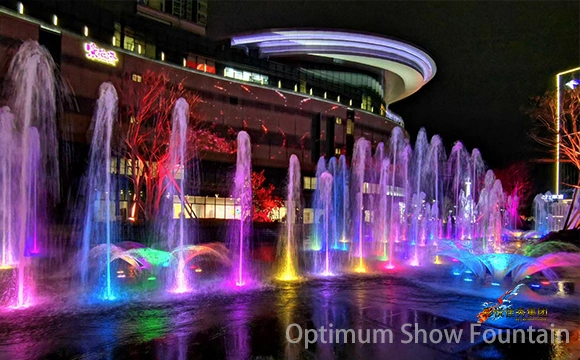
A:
[84,42,118,66]
[477,284,524,323]
[477,284,550,323]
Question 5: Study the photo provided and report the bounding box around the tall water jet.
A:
[426,135,446,241]
[371,142,385,252]
[311,157,327,251]
[0,107,15,269]
[230,131,252,286]
[337,155,349,249]
[2,41,61,307]
[277,155,301,281]
[388,127,405,244]
[352,137,370,273]
[378,158,393,266]
[167,98,191,293]
[80,83,118,300]
[411,128,428,251]
[470,149,485,203]
[478,170,504,252]
[319,171,333,275]
[447,142,470,240]
[26,129,41,256]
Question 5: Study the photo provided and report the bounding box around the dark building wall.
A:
[0,12,399,182]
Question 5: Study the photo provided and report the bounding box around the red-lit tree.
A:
[117,71,232,221]
[494,161,534,213]
[251,170,283,222]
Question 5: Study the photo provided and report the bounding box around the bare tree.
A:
[117,71,232,221]
[530,87,580,176]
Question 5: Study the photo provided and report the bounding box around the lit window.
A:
[303,208,314,224]
[335,117,342,125]
[303,176,317,190]
[224,67,268,85]
[347,119,354,135]
[362,95,372,111]
[335,148,341,155]
[131,73,142,83]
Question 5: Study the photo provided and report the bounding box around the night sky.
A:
[208,1,580,176]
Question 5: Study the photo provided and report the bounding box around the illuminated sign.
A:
[84,42,118,66]
[541,194,564,201]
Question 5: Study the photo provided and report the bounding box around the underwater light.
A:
[530,284,541,289]
[147,276,156,281]
[452,271,461,276]
[463,278,473,282]
[491,282,500,286]
[117,274,126,278]
[540,281,551,285]
[465,270,473,274]
[385,265,395,270]
[354,265,367,273]
[195,268,202,273]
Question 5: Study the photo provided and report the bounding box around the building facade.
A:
[0,0,436,223]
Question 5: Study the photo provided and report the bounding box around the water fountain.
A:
[310,156,327,252]
[378,158,392,265]
[0,41,61,307]
[166,98,191,293]
[230,131,252,286]
[336,155,349,249]
[277,154,301,281]
[319,171,333,276]
[351,137,370,273]
[80,82,118,300]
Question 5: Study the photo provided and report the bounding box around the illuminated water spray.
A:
[352,138,370,273]
[81,82,118,300]
[319,171,333,276]
[277,155,300,281]
[168,98,191,293]
[378,158,392,265]
[231,131,252,286]
[1,41,60,307]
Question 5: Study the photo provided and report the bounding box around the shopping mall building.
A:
[0,0,436,223]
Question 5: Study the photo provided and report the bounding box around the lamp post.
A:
[555,67,580,195]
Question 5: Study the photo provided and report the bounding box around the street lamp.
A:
[555,67,580,195]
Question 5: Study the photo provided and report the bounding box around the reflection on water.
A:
[0,275,577,360]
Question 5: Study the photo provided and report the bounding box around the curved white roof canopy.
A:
[231,30,436,104]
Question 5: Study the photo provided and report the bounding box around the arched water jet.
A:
[1,41,61,307]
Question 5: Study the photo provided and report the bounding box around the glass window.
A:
[303,208,314,224]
